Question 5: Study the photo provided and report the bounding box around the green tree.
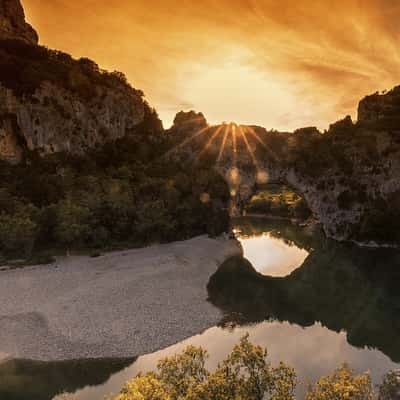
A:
[378,370,400,400]
[0,205,39,257]
[55,200,91,252]
[305,364,374,400]
[111,335,297,400]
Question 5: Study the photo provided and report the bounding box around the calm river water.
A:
[1,217,399,400]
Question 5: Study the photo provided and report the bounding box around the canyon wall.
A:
[1,0,400,244]
[0,0,152,162]
[0,0,37,44]
[169,89,400,243]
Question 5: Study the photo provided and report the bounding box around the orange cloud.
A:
[22,0,400,130]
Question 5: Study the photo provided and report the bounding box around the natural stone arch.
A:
[168,113,397,243]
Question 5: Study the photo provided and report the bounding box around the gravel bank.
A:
[0,236,241,361]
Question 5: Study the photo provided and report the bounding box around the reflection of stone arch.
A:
[208,245,400,363]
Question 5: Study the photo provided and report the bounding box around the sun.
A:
[176,55,302,131]
[168,118,275,195]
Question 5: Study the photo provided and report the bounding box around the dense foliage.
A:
[0,130,230,260]
[111,335,297,400]
[245,184,311,220]
[110,336,398,400]
[0,39,141,99]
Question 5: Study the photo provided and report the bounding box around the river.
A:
[1,217,399,399]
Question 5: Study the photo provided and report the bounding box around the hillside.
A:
[0,0,400,247]
[0,1,230,261]
[168,90,400,244]
[0,0,159,163]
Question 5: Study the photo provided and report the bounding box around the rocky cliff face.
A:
[0,1,153,162]
[1,1,399,244]
[0,0,38,44]
[0,80,148,162]
[358,86,400,124]
[168,90,400,244]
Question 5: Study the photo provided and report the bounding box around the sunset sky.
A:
[22,0,400,131]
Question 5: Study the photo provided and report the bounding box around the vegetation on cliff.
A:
[0,38,141,99]
[244,184,311,220]
[0,128,230,261]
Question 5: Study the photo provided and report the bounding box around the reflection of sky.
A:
[58,322,400,400]
[52,228,399,399]
[238,233,309,277]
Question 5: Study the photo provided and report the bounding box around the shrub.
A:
[305,364,373,400]
[111,335,297,400]
[0,205,39,257]
[111,336,396,400]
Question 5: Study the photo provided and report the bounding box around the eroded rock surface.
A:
[168,90,400,243]
[0,0,38,44]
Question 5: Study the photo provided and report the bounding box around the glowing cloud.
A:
[23,0,400,130]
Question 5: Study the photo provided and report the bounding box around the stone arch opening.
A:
[242,181,312,222]
[223,163,314,226]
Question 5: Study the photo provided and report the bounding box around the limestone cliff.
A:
[0,78,149,162]
[168,89,400,244]
[358,86,400,124]
[0,1,154,162]
[0,0,38,44]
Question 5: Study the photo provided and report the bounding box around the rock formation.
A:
[0,0,399,244]
[0,79,149,162]
[0,0,38,44]
[358,86,400,124]
[168,90,400,243]
[0,0,154,163]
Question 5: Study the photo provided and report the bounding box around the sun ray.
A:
[244,126,277,161]
[232,124,238,165]
[165,125,210,157]
[196,125,224,162]
[217,125,230,164]
[238,125,258,168]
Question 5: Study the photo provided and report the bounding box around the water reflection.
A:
[1,218,400,400]
[0,358,135,400]
[208,242,400,363]
[54,322,399,400]
[237,232,309,276]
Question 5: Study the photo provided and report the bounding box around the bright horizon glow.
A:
[161,54,335,130]
[23,0,400,132]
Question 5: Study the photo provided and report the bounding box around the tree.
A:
[0,205,38,257]
[54,200,91,252]
[305,364,374,400]
[110,337,400,400]
[111,335,297,400]
[378,371,400,400]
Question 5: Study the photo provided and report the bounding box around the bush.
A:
[111,336,397,400]
[111,335,297,400]
[305,364,373,400]
[0,205,39,257]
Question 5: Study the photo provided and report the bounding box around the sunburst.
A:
[195,125,225,162]
[165,125,211,157]
[167,121,274,191]
[243,126,277,161]
[238,125,258,168]
[217,125,230,164]
[231,123,238,165]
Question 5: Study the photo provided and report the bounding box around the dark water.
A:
[1,217,400,400]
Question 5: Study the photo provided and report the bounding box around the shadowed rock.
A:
[208,244,400,362]
[0,0,38,44]
[0,357,135,400]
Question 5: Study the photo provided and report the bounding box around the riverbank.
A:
[0,236,241,361]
